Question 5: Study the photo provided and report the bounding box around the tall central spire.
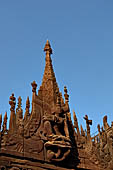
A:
[42,40,55,83]
[38,40,59,107]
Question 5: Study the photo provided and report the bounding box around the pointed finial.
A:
[9,93,16,112]
[31,81,37,94]
[0,114,2,131]
[16,96,23,124]
[16,96,22,112]
[3,112,7,132]
[103,115,109,130]
[9,93,16,133]
[73,110,77,128]
[44,40,52,55]
[97,124,100,133]
[73,110,80,136]
[24,97,30,121]
[64,86,69,104]
[84,115,92,138]
[26,97,30,109]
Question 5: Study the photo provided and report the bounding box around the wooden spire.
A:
[44,39,52,55]
[103,115,109,130]
[24,97,30,121]
[39,40,59,107]
[16,96,23,126]
[3,112,7,132]
[64,86,69,105]
[84,115,92,138]
[9,93,16,133]
[31,81,37,95]
[73,110,80,136]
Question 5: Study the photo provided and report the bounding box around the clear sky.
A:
[0,1,113,135]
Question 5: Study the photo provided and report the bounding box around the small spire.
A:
[0,114,2,131]
[31,81,37,94]
[73,110,80,136]
[64,86,69,105]
[40,40,59,107]
[84,115,92,138]
[9,93,16,133]
[97,124,100,133]
[16,96,23,126]
[16,96,22,113]
[103,115,109,130]
[44,40,52,55]
[3,112,7,132]
[9,93,16,112]
[24,97,30,121]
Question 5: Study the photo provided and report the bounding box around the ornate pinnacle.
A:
[26,97,30,109]
[84,115,92,138]
[44,40,52,55]
[97,124,100,133]
[73,110,80,136]
[31,81,37,94]
[24,97,30,121]
[16,96,23,123]
[64,86,69,104]
[73,110,78,128]
[103,115,109,130]
[9,93,16,112]
[16,96,22,112]
[0,114,2,131]
[26,97,30,115]
[3,112,7,132]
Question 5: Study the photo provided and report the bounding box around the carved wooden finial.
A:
[24,97,30,121]
[9,93,16,133]
[44,40,52,55]
[103,115,109,130]
[97,124,100,133]
[26,97,30,110]
[16,96,22,112]
[64,86,69,105]
[3,112,7,132]
[9,93,16,112]
[16,96,23,126]
[84,115,92,138]
[31,81,37,94]
[73,110,80,136]
[0,114,2,131]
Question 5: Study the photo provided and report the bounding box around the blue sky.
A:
[0,1,113,135]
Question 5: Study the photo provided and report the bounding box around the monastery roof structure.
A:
[0,41,113,170]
